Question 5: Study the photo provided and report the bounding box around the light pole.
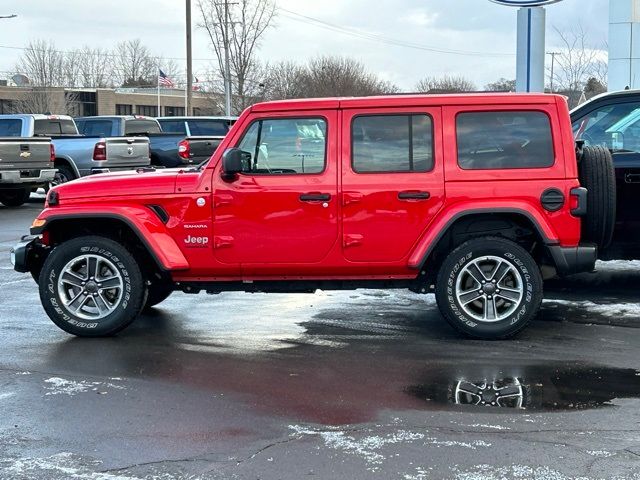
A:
[186,0,193,115]
[546,51,560,92]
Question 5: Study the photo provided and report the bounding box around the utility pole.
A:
[186,0,193,115]
[546,51,560,92]
[223,0,232,116]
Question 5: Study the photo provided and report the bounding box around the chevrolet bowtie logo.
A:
[19,151,31,158]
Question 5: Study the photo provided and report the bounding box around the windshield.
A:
[573,102,640,151]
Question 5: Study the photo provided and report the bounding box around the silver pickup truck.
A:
[0,131,55,207]
[0,114,150,185]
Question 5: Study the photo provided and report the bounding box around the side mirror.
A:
[221,148,243,176]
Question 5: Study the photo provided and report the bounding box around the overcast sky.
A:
[0,0,608,90]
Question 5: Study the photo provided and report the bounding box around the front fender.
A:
[407,200,559,269]
[32,205,190,271]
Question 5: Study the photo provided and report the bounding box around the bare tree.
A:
[77,46,112,88]
[15,39,64,87]
[263,61,307,100]
[415,75,476,93]
[485,78,516,92]
[550,25,606,94]
[197,0,276,113]
[111,39,156,87]
[12,88,78,115]
[301,56,398,98]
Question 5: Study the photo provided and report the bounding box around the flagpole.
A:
[157,60,161,116]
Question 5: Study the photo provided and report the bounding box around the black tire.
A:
[578,145,616,250]
[39,236,146,337]
[51,164,76,187]
[0,188,30,207]
[435,237,543,339]
[144,282,174,309]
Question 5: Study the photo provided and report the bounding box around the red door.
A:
[341,107,445,263]
[212,111,339,266]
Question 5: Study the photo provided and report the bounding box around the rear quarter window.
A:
[158,120,187,134]
[456,111,554,170]
[186,120,228,136]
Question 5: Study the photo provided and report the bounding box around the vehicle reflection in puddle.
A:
[406,365,640,411]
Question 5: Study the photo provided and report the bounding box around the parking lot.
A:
[0,198,637,479]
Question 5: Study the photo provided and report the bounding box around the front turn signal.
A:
[31,218,46,229]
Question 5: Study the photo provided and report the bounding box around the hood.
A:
[52,168,185,200]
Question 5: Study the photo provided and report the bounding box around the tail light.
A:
[49,143,55,162]
[93,141,107,161]
[178,139,190,160]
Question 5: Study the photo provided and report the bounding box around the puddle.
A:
[406,364,640,411]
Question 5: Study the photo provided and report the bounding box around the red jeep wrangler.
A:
[11,94,615,339]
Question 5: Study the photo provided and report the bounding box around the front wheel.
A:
[435,237,543,339]
[39,236,146,337]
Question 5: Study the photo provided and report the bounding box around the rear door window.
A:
[186,119,229,136]
[0,119,22,136]
[351,114,433,173]
[456,111,554,170]
[158,120,187,134]
[80,120,112,137]
[125,120,161,135]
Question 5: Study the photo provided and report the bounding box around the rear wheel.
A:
[578,145,616,250]
[39,236,146,337]
[435,237,543,339]
[0,188,30,207]
[51,164,76,187]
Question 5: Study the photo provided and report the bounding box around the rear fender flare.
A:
[408,203,558,269]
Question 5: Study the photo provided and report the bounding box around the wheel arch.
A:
[413,209,556,280]
[33,212,189,274]
[54,156,80,178]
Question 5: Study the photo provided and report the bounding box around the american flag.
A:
[193,76,201,91]
[158,69,175,88]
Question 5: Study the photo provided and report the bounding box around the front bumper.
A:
[0,168,57,184]
[548,244,597,276]
[10,235,48,274]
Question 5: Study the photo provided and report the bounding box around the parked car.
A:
[156,116,236,136]
[570,90,640,259]
[12,94,614,340]
[0,114,151,186]
[0,119,56,207]
[76,116,224,168]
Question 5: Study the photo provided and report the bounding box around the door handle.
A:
[300,193,331,202]
[398,191,430,200]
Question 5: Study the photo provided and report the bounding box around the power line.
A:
[278,7,515,58]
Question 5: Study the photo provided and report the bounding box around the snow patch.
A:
[586,450,615,457]
[0,392,15,400]
[464,424,511,430]
[596,259,640,272]
[543,299,640,319]
[44,377,124,396]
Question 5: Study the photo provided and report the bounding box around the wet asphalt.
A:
[0,198,640,479]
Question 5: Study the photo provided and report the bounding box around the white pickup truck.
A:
[0,114,151,186]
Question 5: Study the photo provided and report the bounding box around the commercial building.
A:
[0,85,222,117]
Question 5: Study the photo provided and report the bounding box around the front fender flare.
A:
[32,205,190,271]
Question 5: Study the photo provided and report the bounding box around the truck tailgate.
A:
[0,137,52,170]
[106,137,150,167]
